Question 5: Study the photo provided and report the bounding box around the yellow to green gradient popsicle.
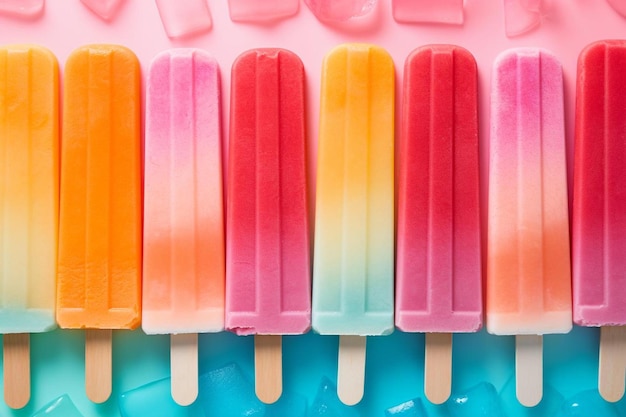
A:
[0,45,58,334]
[312,44,395,337]
[0,44,59,409]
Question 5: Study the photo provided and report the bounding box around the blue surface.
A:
[1,326,626,416]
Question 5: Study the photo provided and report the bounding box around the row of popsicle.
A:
[1,40,625,408]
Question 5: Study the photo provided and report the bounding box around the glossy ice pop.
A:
[573,40,626,402]
[312,43,394,405]
[0,44,59,409]
[395,45,481,404]
[226,48,310,403]
[143,49,224,405]
[57,44,142,403]
[487,48,571,406]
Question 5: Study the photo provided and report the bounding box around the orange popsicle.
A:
[57,45,142,403]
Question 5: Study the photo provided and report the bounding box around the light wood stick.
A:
[255,335,282,404]
[337,335,366,406]
[599,326,626,402]
[3,334,30,409]
[515,334,543,407]
[85,329,112,403]
[170,333,199,406]
[424,333,452,404]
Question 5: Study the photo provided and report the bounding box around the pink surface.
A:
[395,45,482,333]
[225,49,310,336]
[572,40,626,327]
[142,49,225,335]
[487,48,572,336]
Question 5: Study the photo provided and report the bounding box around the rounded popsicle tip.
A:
[323,42,393,66]
[150,48,218,69]
[577,39,626,73]
[68,44,138,61]
[1,43,58,65]
[231,47,304,73]
[405,44,475,66]
[493,47,560,70]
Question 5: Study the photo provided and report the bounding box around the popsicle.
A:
[142,49,224,406]
[225,48,310,403]
[573,40,626,402]
[395,45,481,404]
[487,48,571,406]
[0,44,58,409]
[57,44,142,403]
[312,43,394,405]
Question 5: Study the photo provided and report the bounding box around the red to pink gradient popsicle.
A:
[396,44,481,404]
[226,48,310,404]
[573,40,626,402]
[143,49,225,406]
[487,48,571,407]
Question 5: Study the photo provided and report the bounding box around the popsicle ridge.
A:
[396,45,481,333]
[312,44,394,336]
[57,45,142,330]
[573,40,626,327]
[0,45,59,333]
[226,48,310,336]
[143,49,225,335]
[487,48,571,335]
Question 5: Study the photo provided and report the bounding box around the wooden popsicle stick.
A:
[515,334,543,407]
[3,334,30,409]
[254,335,282,404]
[85,329,112,403]
[171,333,199,406]
[424,333,452,404]
[337,335,366,406]
[599,326,626,402]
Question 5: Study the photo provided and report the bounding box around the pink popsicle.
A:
[225,48,310,403]
[143,49,224,405]
[396,44,481,403]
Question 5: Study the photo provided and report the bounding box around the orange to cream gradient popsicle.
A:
[487,48,571,406]
[143,49,224,406]
[0,44,59,409]
[57,45,142,403]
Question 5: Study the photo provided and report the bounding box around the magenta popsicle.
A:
[396,44,481,404]
[573,40,626,402]
[226,48,310,403]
